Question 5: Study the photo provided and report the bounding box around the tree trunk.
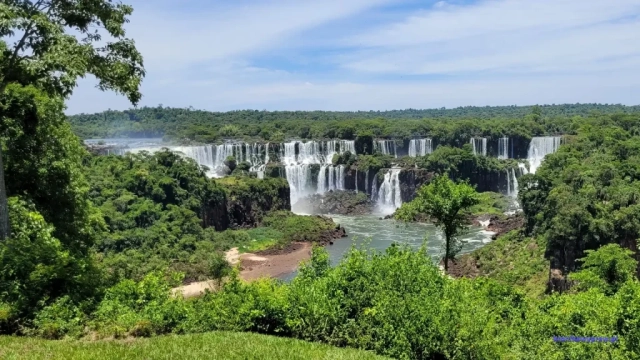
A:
[444,234,450,271]
[0,145,10,240]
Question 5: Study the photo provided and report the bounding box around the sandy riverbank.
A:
[173,242,312,298]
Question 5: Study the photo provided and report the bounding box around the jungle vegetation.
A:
[2,0,640,359]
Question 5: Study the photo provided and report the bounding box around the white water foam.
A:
[377,168,402,214]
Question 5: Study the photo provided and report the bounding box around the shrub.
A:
[569,243,638,295]
[31,296,87,339]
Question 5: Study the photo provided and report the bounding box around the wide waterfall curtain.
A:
[0,145,9,239]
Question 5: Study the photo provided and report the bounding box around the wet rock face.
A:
[486,214,525,239]
[398,169,433,203]
[205,177,291,230]
[547,268,574,294]
[297,190,376,215]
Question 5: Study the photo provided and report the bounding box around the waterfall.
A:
[336,165,345,190]
[365,170,369,194]
[498,137,509,159]
[505,164,529,202]
[527,136,562,173]
[256,143,270,179]
[123,144,248,178]
[506,168,520,197]
[355,168,358,193]
[285,164,312,205]
[470,138,487,156]
[512,169,519,198]
[107,139,356,204]
[375,140,397,158]
[370,173,378,201]
[377,168,402,213]
[328,166,336,191]
[317,166,327,194]
[409,139,433,157]
[284,140,355,204]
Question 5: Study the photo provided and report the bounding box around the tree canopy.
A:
[395,174,479,270]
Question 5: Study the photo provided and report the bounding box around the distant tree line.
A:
[67,104,640,142]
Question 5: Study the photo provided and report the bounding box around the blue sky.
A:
[66,0,640,114]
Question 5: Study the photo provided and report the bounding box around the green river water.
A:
[280,214,495,281]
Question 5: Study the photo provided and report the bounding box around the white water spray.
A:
[527,136,562,174]
[377,168,402,213]
[408,139,433,157]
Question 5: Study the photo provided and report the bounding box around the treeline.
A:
[67,104,640,141]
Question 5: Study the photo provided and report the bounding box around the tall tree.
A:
[396,175,479,271]
[0,0,145,240]
[0,145,8,239]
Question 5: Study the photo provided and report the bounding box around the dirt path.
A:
[172,242,312,298]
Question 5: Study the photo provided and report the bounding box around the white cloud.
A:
[342,0,640,75]
[125,0,394,72]
[65,0,640,114]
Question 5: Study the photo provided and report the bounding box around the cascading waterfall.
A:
[122,144,248,178]
[317,165,346,193]
[284,140,355,205]
[365,170,369,194]
[255,143,270,179]
[377,168,402,213]
[408,139,432,157]
[498,137,509,159]
[506,168,520,197]
[527,136,562,174]
[505,163,530,212]
[336,165,345,190]
[355,168,358,193]
[470,138,487,156]
[375,140,397,158]
[317,166,327,194]
[370,173,378,201]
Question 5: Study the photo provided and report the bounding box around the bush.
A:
[261,211,334,243]
[31,296,87,339]
[224,156,237,173]
[90,271,186,338]
[0,197,102,324]
[569,244,638,295]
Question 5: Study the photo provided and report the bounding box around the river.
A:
[279,214,495,281]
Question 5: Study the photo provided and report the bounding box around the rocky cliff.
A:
[205,176,291,230]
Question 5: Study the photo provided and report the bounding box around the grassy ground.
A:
[0,331,387,360]
[467,192,510,217]
[240,228,282,253]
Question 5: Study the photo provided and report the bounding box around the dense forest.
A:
[3,0,640,359]
[68,104,640,142]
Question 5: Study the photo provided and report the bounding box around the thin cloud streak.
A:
[64,0,640,114]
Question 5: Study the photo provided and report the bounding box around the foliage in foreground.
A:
[20,244,640,359]
[0,331,386,360]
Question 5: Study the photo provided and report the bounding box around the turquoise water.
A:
[279,214,494,281]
